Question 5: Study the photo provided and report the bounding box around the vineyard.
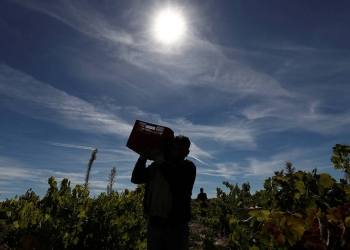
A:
[1,144,350,250]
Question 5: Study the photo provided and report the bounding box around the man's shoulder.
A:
[182,159,196,173]
[183,159,196,178]
[184,159,196,167]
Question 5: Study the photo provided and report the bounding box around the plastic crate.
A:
[126,120,174,157]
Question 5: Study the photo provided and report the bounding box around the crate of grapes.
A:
[126,120,174,157]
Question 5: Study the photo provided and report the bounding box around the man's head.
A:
[200,188,204,193]
[168,135,190,162]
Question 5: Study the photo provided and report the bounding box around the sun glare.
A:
[153,9,186,44]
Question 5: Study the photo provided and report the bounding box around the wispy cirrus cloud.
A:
[240,99,350,135]
[0,63,132,137]
[10,0,134,45]
[0,156,81,185]
[243,147,325,178]
[3,58,347,175]
[161,118,256,149]
[46,142,97,151]
[0,165,38,180]
[198,162,239,179]
[46,142,133,155]
[0,64,257,149]
[197,146,325,180]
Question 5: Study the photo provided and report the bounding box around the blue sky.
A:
[1,0,350,200]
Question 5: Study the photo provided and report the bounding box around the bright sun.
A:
[153,9,186,44]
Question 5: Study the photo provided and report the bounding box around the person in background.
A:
[196,188,208,202]
[196,188,208,217]
[131,135,196,250]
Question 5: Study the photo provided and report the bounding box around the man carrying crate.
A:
[131,135,196,250]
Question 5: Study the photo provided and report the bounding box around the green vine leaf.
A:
[294,180,306,195]
[327,208,342,222]
[13,221,19,229]
[345,216,350,227]
[273,176,289,183]
[229,217,238,224]
[248,209,270,221]
[319,173,335,189]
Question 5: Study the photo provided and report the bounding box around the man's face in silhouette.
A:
[169,142,189,162]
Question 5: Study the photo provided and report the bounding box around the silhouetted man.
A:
[196,188,207,202]
[131,135,196,250]
[196,188,208,216]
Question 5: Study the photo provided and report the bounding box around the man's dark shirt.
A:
[131,157,196,225]
[197,192,208,202]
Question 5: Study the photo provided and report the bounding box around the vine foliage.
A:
[1,144,350,249]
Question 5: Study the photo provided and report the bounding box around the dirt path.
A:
[189,220,229,249]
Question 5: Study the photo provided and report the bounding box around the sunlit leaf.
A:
[262,217,275,234]
[289,223,305,237]
[259,197,269,205]
[344,186,350,197]
[294,193,301,200]
[295,171,304,179]
[264,178,271,190]
[273,176,288,183]
[77,210,85,219]
[345,216,350,227]
[294,180,306,194]
[73,236,79,244]
[305,208,319,231]
[279,216,287,230]
[293,213,303,218]
[248,208,259,216]
[327,208,342,222]
[306,207,317,218]
[271,211,284,220]
[20,218,27,228]
[250,216,256,227]
[319,173,335,189]
[31,213,37,225]
[248,209,270,221]
[230,217,238,224]
[44,214,51,221]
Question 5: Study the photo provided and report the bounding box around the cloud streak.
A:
[46,142,133,155]
[0,63,258,149]
[0,63,132,137]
